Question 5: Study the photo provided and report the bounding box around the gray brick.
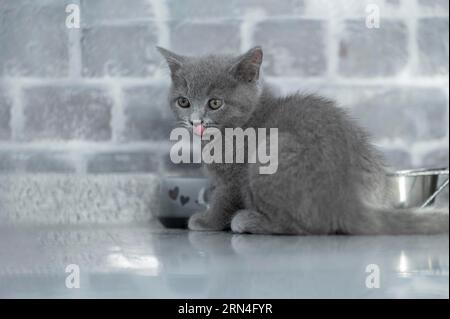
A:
[162,149,204,177]
[23,86,112,141]
[0,175,160,225]
[380,148,413,169]
[167,0,236,19]
[81,24,159,77]
[0,151,76,173]
[0,152,14,173]
[339,20,408,77]
[349,88,448,142]
[420,148,449,168]
[87,151,159,173]
[238,0,305,16]
[0,87,12,140]
[168,0,304,19]
[24,152,77,173]
[0,0,69,77]
[122,85,174,142]
[170,22,241,56]
[417,18,449,76]
[418,0,449,12]
[253,20,327,77]
[80,0,154,25]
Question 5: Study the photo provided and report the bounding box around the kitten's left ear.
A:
[230,46,263,82]
[156,46,185,74]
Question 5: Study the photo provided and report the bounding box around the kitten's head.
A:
[157,47,263,134]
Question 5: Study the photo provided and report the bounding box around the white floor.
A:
[0,224,448,298]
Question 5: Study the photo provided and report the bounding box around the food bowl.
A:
[158,177,211,228]
[387,168,449,209]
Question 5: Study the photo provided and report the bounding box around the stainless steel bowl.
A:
[387,168,449,209]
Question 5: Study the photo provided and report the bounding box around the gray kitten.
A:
[158,46,449,235]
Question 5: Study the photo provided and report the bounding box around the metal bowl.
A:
[387,168,449,209]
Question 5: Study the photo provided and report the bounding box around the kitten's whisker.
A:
[175,120,192,129]
[205,124,219,128]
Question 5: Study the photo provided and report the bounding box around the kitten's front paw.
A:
[188,212,225,231]
[231,210,271,234]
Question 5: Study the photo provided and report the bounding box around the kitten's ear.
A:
[156,46,185,74]
[230,46,263,82]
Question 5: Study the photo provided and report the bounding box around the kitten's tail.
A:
[348,206,449,235]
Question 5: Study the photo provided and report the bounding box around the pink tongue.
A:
[193,124,205,136]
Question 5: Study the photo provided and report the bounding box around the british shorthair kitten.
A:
[158,46,449,235]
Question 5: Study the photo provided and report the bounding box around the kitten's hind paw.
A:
[188,212,225,231]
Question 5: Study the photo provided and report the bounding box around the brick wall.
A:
[0,0,449,176]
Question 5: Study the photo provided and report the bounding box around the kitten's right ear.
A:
[156,46,185,74]
[230,46,263,83]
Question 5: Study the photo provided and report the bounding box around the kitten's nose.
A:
[189,120,203,125]
[190,120,205,136]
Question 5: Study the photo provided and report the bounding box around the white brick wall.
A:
[0,0,448,176]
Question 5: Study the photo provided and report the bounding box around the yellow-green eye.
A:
[177,97,190,108]
[208,99,223,110]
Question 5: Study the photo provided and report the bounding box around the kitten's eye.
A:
[177,97,190,108]
[208,99,223,110]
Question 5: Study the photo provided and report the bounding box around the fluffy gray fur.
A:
[158,46,449,235]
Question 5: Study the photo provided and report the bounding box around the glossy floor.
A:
[0,224,448,298]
